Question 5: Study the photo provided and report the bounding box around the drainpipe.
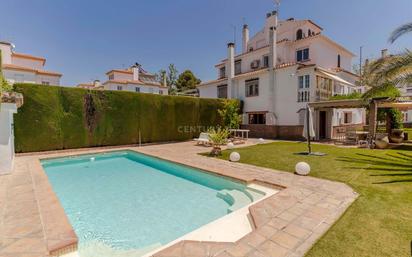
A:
[227,42,235,99]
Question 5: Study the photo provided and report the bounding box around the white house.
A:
[0,41,62,85]
[198,11,364,139]
[78,64,168,95]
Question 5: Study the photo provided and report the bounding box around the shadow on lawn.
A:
[336,151,412,184]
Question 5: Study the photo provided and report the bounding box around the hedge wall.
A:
[14,83,224,153]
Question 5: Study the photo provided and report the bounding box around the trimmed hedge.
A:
[14,83,224,152]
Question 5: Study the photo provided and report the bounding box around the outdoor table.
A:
[229,129,250,140]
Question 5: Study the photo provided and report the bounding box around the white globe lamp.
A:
[227,142,235,149]
[230,152,241,162]
[295,162,310,176]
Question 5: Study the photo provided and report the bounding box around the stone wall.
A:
[241,125,304,140]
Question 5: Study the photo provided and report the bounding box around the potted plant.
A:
[208,127,230,156]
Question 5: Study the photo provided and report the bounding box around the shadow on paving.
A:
[336,151,412,185]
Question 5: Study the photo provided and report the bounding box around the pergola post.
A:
[369,100,377,140]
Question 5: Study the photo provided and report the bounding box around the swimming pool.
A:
[42,151,266,256]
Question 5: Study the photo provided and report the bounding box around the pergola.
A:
[308,97,412,141]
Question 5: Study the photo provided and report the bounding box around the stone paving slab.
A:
[0,141,358,257]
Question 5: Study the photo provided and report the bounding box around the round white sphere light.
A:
[295,162,310,176]
[227,142,235,149]
[230,152,241,162]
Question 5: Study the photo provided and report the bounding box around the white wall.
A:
[11,56,44,70]
[3,69,60,85]
[104,83,168,95]
[3,69,37,83]
[0,103,17,174]
[0,43,12,64]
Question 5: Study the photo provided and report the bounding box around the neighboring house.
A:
[76,80,104,90]
[197,10,363,139]
[400,85,412,124]
[102,64,168,95]
[0,41,62,85]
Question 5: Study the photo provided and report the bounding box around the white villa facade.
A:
[198,11,363,139]
[77,64,168,95]
[0,41,62,85]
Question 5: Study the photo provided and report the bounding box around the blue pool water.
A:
[42,151,264,254]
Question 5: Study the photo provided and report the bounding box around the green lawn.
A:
[217,142,412,257]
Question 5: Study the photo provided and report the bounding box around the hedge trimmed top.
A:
[14,83,226,153]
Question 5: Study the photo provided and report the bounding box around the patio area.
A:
[0,140,357,257]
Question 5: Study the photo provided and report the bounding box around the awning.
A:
[317,70,355,87]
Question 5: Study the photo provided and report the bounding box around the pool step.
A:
[245,188,265,202]
[217,189,253,213]
[79,241,162,257]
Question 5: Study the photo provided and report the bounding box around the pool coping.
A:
[2,141,358,257]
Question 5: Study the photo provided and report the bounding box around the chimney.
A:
[93,80,101,87]
[269,27,277,69]
[227,42,235,98]
[132,64,140,81]
[242,24,250,54]
[381,49,388,58]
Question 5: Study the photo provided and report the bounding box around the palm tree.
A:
[363,23,412,89]
[389,22,412,43]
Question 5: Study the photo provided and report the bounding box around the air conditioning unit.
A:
[250,60,261,69]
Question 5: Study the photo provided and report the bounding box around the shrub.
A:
[218,99,242,129]
[13,83,224,152]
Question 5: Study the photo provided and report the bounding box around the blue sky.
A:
[1,0,411,86]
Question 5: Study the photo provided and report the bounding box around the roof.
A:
[12,53,46,65]
[2,64,62,77]
[334,67,360,78]
[316,68,356,87]
[105,69,133,75]
[309,99,365,109]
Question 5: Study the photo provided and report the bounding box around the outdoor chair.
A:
[194,132,211,146]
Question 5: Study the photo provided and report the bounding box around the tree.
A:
[0,50,12,94]
[364,22,412,90]
[389,22,412,43]
[156,64,179,95]
[175,70,201,91]
[218,100,242,129]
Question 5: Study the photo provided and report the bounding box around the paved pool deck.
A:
[0,140,358,257]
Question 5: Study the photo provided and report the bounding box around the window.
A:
[245,78,259,97]
[298,75,310,102]
[263,56,269,68]
[296,29,303,40]
[344,112,352,124]
[159,90,163,95]
[42,81,50,85]
[219,67,226,79]
[217,85,228,99]
[248,113,266,125]
[298,75,310,88]
[117,86,123,91]
[235,60,242,75]
[297,48,309,62]
[135,87,140,92]
[109,74,114,80]
[308,29,312,36]
[337,54,341,68]
[149,88,154,93]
